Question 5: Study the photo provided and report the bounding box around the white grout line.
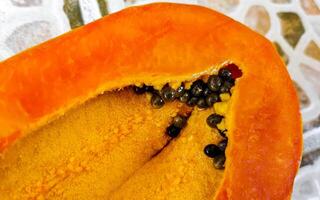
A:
[107,0,125,14]
[304,127,320,154]
[313,179,320,198]
[79,0,102,24]
[130,0,198,6]
[48,0,71,32]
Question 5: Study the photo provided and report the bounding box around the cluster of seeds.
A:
[203,67,239,170]
[133,66,241,170]
[133,68,235,110]
[204,139,227,169]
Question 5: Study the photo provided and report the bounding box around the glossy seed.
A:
[145,85,154,92]
[190,80,205,97]
[207,114,223,128]
[197,98,208,109]
[133,85,146,94]
[166,124,181,138]
[217,139,228,151]
[187,97,198,107]
[204,144,221,158]
[205,93,220,107]
[176,84,185,97]
[219,81,234,93]
[179,91,190,103]
[213,154,226,169]
[218,129,227,138]
[173,115,187,128]
[207,75,222,92]
[218,68,233,81]
[161,85,176,102]
[203,86,212,97]
[151,93,165,109]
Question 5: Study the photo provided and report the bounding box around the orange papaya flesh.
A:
[0,3,302,200]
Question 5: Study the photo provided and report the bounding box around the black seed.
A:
[179,91,191,103]
[190,80,205,97]
[218,129,227,138]
[217,139,228,151]
[176,84,185,97]
[173,115,187,128]
[151,93,165,109]
[219,81,234,93]
[204,144,221,158]
[197,98,208,109]
[213,154,226,170]
[218,68,233,81]
[203,86,212,97]
[166,124,181,138]
[145,85,154,92]
[207,114,223,128]
[161,85,176,102]
[205,93,220,107]
[187,97,198,107]
[133,85,146,94]
[207,75,222,92]
[219,86,228,93]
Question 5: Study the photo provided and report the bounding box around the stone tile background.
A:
[0,0,319,199]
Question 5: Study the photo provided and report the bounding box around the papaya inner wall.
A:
[0,88,224,199]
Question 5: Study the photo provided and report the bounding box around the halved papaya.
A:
[0,3,302,200]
